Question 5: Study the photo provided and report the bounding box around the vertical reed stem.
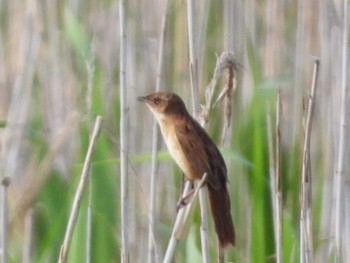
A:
[148,2,168,263]
[119,0,129,262]
[300,58,320,263]
[275,92,283,263]
[187,1,210,261]
[334,1,349,261]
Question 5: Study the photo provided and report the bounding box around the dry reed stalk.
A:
[186,0,210,261]
[275,92,283,263]
[344,183,350,262]
[219,59,238,145]
[266,93,283,263]
[205,52,240,114]
[198,181,210,263]
[164,1,213,261]
[58,116,103,263]
[187,0,200,117]
[119,0,129,262]
[85,41,96,263]
[300,58,320,263]
[163,182,192,263]
[202,52,240,147]
[148,2,169,263]
[207,52,240,262]
[334,1,349,262]
[164,174,208,263]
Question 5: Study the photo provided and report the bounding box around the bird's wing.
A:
[174,115,227,190]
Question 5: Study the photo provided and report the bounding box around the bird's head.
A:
[138,92,187,120]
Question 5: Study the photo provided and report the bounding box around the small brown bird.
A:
[138,91,235,248]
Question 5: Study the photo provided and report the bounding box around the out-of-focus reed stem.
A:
[186,1,210,261]
[300,58,319,263]
[148,2,168,263]
[334,1,349,261]
[85,40,95,263]
[119,0,129,262]
[275,92,283,263]
[58,116,103,263]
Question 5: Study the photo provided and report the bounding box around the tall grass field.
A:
[0,0,349,262]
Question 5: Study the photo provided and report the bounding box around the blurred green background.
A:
[0,0,349,262]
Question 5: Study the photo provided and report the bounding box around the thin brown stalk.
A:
[205,52,240,124]
[58,116,103,263]
[300,58,320,263]
[202,52,241,261]
[220,63,237,145]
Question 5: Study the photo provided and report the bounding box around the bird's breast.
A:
[159,121,196,180]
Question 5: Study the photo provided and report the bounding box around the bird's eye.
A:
[153,96,161,104]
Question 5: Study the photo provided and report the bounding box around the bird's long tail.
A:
[207,184,235,248]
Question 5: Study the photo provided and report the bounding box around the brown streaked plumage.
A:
[138,91,235,248]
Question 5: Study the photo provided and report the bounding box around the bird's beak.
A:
[137,96,149,103]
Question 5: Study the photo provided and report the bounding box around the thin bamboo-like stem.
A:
[187,0,200,117]
[58,116,103,263]
[344,183,350,262]
[267,95,283,263]
[86,170,92,263]
[163,182,192,263]
[164,174,208,263]
[334,1,349,262]
[198,51,240,262]
[148,2,169,263]
[198,186,210,263]
[119,0,129,262]
[85,40,95,263]
[300,58,320,263]
[186,1,210,261]
[165,17,239,263]
[163,2,209,260]
[275,92,283,263]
